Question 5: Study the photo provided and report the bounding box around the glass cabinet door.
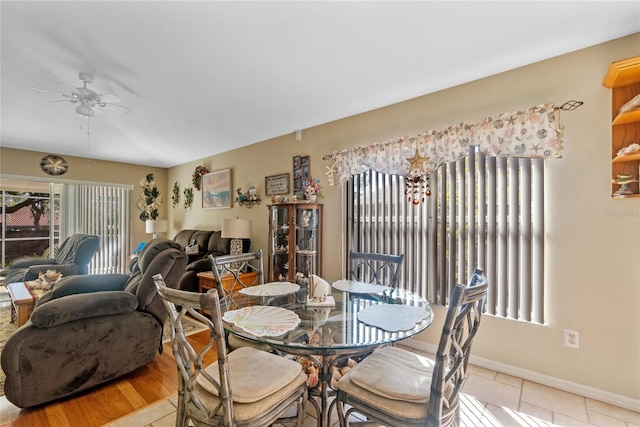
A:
[268,203,322,284]
[294,206,320,280]
[269,205,291,282]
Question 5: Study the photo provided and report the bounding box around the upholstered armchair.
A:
[4,233,100,284]
[1,238,187,408]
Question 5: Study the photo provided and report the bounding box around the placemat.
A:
[332,279,392,294]
[223,306,300,337]
[357,304,430,332]
[239,282,299,296]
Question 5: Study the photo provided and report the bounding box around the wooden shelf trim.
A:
[612,193,640,199]
[613,109,640,126]
[603,56,640,88]
[612,152,640,163]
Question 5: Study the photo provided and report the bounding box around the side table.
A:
[197,270,259,294]
[7,282,38,326]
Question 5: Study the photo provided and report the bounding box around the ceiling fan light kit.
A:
[76,104,95,118]
[34,72,129,118]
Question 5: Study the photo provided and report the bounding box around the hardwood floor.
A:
[5,333,640,427]
[1,330,217,427]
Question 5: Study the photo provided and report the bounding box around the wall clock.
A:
[40,155,69,176]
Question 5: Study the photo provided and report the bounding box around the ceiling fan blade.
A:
[56,80,80,91]
[101,103,131,113]
[32,87,74,98]
[34,74,129,116]
[98,93,122,103]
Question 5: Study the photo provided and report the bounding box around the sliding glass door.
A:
[1,178,131,274]
[59,184,131,274]
[1,181,60,268]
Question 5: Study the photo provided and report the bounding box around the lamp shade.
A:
[221,218,251,239]
[146,219,168,234]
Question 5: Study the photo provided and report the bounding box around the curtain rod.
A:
[322,100,583,161]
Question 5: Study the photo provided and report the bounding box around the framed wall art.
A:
[293,155,310,197]
[265,173,290,196]
[202,169,232,209]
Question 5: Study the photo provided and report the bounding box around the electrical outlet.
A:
[564,329,580,349]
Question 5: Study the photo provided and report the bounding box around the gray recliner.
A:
[1,238,188,408]
[4,233,100,284]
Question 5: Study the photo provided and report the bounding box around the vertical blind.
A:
[60,184,131,274]
[346,148,545,323]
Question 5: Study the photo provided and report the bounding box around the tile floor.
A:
[102,347,640,427]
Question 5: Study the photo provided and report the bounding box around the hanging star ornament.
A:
[404,150,431,205]
[405,149,430,173]
[325,163,337,186]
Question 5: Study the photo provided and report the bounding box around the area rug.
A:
[162,315,209,343]
[0,305,207,397]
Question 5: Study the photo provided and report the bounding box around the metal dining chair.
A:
[208,250,265,306]
[333,268,489,427]
[209,250,273,352]
[348,250,404,287]
[152,273,308,427]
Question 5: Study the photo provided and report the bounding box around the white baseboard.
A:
[404,338,640,413]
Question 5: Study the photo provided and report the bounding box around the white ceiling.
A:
[2,1,639,168]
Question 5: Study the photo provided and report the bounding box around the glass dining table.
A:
[220,280,434,427]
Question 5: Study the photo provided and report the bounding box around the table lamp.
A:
[146,219,168,239]
[221,218,251,255]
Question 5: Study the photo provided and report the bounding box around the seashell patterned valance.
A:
[327,102,566,185]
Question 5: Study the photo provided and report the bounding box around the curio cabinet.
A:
[268,203,322,284]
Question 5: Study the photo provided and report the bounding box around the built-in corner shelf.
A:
[613,152,640,163]
[603,55,640,199]
[612,109,640,126]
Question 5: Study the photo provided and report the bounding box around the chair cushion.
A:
[55,234,99,265]
[185,257,211,272]
[173,229,198,248]
[196,347,302,403]
[348,346,434,403]
[206,230,230,254]
[337,366,428,420]
[137,239,184,272]
[193,370,307,422]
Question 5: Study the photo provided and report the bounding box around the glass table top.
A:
[221,284,434,353]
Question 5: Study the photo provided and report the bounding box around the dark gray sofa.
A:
[173,229,249,292]
[1,238,187,408]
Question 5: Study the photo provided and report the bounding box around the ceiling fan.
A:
[33,72,130,118]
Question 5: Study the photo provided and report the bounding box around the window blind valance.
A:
[329,102,564,184]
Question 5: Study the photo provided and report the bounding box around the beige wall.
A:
[166,34,640,403]
[0,147,167,247]
[2,34,638,403]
